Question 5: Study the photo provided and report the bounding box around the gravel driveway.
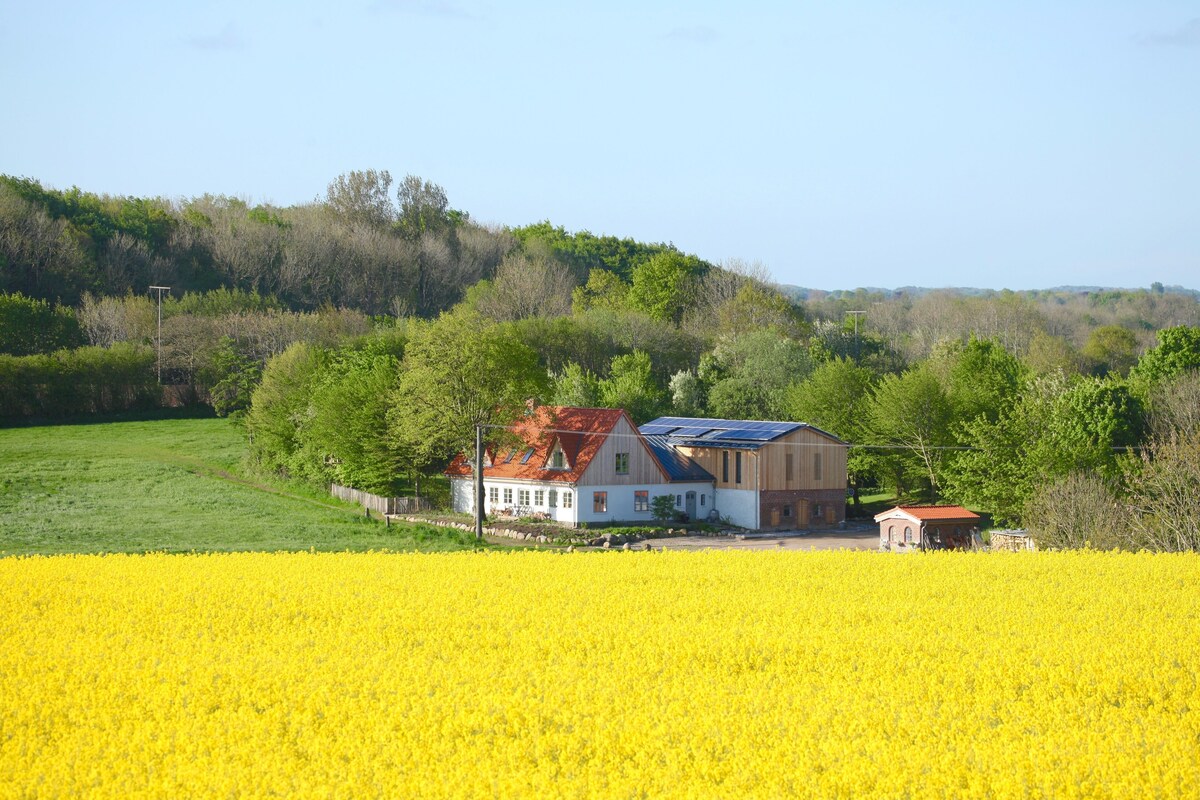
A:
[643,524,879,552]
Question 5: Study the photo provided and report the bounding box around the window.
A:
[722,451,729,482]
[700,494,705,506]
[785,453,794,482]
[814,452,822,482]
[534,489,544,507]
[615,452,629,475]
[550,447,566,469]
[593,491,607,513]
[888,525,896,543]
[782,504,792,518]
[735,452,742,484]
[676,494,682,507]
[634,490,649,512]
[562,490,573,509]
[549,489,557,508]
[488,487,498,504]
[904,526,913,544]
[518,489,530,506]
[812,503,822,520]
[503,488,513,504]
[520,449,535,464]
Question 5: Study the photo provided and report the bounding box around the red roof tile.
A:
[874,505,982,523]
[444,407,633,484]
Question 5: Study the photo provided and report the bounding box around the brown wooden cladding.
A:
[677,428,847,493]
[758,428,847,491]
[577,416,667,486]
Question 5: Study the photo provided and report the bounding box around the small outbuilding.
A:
[874,505,981,551]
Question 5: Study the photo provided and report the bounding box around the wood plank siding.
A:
[756,428,847,491]
[576,416,665,486]
[677,428,846,494]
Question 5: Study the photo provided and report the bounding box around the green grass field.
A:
[0,414,482,556]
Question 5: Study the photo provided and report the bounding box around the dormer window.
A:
[548,442,568,470]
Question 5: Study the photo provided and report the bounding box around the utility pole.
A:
[149,286,171,384]
[845,310,867,359]
[474,424,484,540]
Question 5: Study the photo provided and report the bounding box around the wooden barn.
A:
[640,416,849,531]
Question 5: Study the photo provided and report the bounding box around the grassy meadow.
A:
[0,413,480,555]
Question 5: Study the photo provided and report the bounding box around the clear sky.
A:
[2,1,1197,291]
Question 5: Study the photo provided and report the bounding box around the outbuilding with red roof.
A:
[873,505,982,551]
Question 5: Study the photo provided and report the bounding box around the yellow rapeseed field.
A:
[2,550,1197,798]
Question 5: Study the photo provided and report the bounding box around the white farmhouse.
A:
[445,406,715,526]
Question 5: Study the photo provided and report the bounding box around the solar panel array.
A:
[638,417,803,444]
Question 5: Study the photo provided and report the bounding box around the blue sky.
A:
[2,1,1197,290]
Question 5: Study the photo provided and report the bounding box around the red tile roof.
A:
[444,406,635,484]
[874,505,981,523]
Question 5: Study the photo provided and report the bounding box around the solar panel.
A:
[673,426,714,437]
[640,424,677,435]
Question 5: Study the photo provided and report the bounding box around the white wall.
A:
[576,482,713,525]
[450,478,473,514]
[713,488,758,529]
[456,478,723,528]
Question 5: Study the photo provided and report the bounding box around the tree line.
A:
[3,170,1199,550]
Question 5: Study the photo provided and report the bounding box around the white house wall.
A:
[451,477,580,526]
[712,488,758,529]
[576,482,713,526]
[456,477,763,528]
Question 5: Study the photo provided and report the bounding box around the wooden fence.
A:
[330,484,433,515]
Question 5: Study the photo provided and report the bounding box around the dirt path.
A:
[642,527,879,552]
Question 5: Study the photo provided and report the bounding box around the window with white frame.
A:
[503,488,513,504]
[550,445,566,469]
[676,494,682,507]
[634,490,649,512]
[593,491,607,513]
[562,490,573,509]
[548,489,557,507]
[518,489,530,506]
[534,489,544,507]
[488,487,498,504]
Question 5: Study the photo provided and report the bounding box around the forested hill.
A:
[0,171,712,316]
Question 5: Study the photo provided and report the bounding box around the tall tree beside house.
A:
[550,361,602,408]
[388,310,548,474]
[299,338,408,494]
[597,350,667,425]
[865,364,955,501]
[782,356,878,505]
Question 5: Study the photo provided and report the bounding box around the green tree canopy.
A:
[627,251,707,324]
[1131,326,1200,385]
[598,350,666,424]
[389,310,548,471]
[865,364,955,501]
